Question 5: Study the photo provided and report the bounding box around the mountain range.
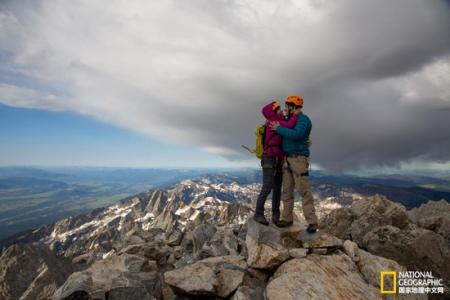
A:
[1,167,449,240]
[0,173,449,299]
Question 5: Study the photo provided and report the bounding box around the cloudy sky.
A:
[1,0,449,172]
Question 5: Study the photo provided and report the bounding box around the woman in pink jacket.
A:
[254,101,298,226]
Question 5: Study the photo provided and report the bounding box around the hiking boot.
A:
[306,223,318,233]
[274,220,293,227]
[272,218,285,227]
[253,214,269,226]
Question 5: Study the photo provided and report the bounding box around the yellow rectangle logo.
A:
[380,271,397,294]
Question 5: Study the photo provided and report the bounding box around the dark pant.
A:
[255,155,282,220]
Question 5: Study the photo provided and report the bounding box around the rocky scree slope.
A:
[0,177,448,299]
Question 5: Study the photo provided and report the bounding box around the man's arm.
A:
[276,116,310,140]
[278,113,298,128]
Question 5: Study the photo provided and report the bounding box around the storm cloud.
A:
[1,0,450,171]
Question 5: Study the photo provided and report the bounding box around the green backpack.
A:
[242,124,266,159]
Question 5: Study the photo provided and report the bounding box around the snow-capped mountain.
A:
[0,174,348,262]
[166,177,261,204]
[1,176,259,257]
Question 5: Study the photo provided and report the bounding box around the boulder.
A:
[266,252,379,300]
[241,267,270,289]
[179,230,194,253]
[319,207,355,239]
[408,199,450,222]
[118,242,171,266]
[172,246,183,260]
[298,232,343,250]
[217,268,245,298]
[245,218,302,269]
[191,224,217,258]
[357,248,406,291]
[246,218,303,249]
[288,248,308,259]
[363,225,450,288]
[164,262,218,296]
[166,229,184,247]
[343,241,427,300]
[350,195,410,245]
[164,255,246,298]
[342,240,360,262]
[196,226,240,260]
[173,254,195,269]
[231,265,268,299]
[320,195,410,245]
[231,286,264,300]
[246,236,289,269]
[320,196,450,292]
[200,255,247,269]
[409,199,450,242]
[53,253,161,300]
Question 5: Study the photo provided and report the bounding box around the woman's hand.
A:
[270,121,280,131]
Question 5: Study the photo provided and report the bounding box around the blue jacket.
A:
[276,113,311,157]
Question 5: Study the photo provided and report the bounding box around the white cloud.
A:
[0,83,65,111]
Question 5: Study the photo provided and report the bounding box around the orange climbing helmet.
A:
[285,95,304,107]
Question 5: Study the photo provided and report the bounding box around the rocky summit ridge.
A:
[0,176,449,300]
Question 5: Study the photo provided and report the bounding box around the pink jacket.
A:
[261,102,298,161]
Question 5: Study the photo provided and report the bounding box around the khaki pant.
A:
[281,155,318,225]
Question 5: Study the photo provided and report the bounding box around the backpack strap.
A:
[262,123,267,148]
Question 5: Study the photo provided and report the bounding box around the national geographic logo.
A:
[380,271,396,294]
[380,271,445,295]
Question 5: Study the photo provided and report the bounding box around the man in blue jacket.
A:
[270,95,318,233]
